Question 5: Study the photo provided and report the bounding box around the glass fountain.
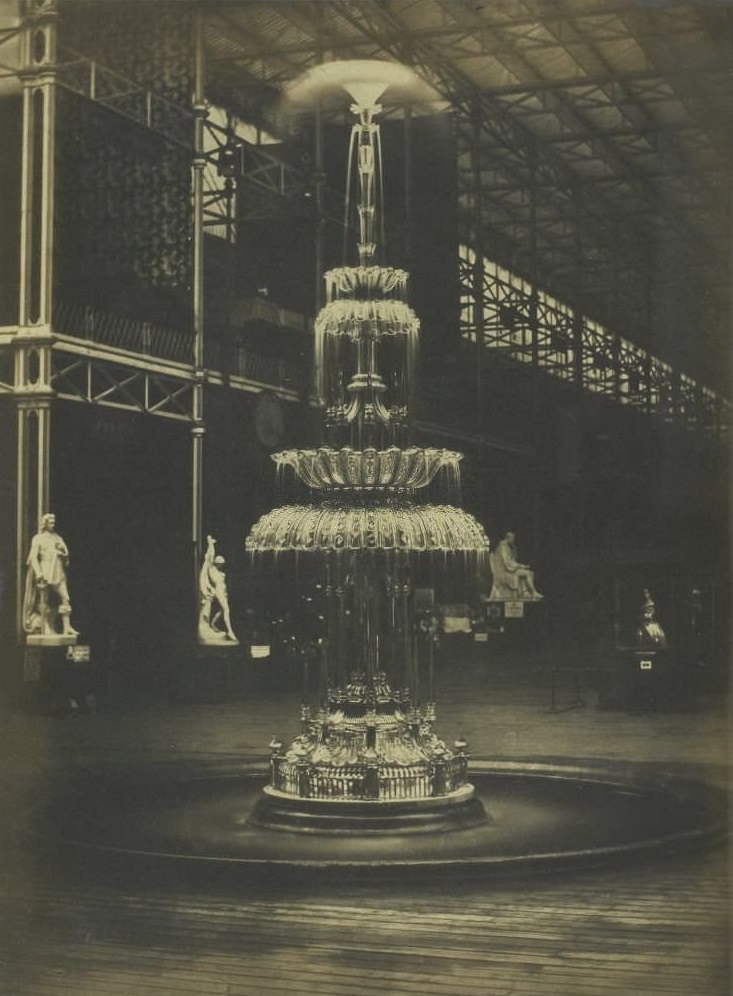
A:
[246,62,490,833]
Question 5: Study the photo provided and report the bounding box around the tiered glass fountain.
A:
[246,66,490,833]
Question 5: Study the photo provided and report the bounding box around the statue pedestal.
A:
[598,648,694,712]
[27,633,78,647]
[198,633,240,648]
[22,641,96,715]
[483,597,544,626]
[179,643,246,703]
[479,597,547,656]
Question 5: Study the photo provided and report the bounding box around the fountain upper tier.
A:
[314,260,420,442]
[325,266,409,300]
[274,446,462,491]
[319,267,419,340]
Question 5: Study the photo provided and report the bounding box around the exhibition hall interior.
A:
[0,1,730,994]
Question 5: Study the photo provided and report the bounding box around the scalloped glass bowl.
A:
[273,446,463,490]
[245,503,489,553]
[315,298,419,337]
[324,265,409,300]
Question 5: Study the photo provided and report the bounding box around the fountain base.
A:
[249,783,488,834]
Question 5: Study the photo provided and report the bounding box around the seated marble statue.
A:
[489,531,543,601]
[23,512,79,643]
[198,535,238,645]
[636,588,667,649]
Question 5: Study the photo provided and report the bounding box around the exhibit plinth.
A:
[26,633,77,647]
[177,643,248,703]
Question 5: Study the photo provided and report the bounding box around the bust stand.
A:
[598,589,692,712]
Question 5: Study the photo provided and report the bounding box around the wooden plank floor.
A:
[0,855,728,996]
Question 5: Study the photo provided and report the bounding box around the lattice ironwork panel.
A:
[711,398,730,442]
[481,260,535,364]
[534,289,576,382]
[203,108,239,239]
[459,247,575,378]
[700,388,719,439]
[460,240,731,435]
[457,244,475,341]
[581,318,616,398]
[617,336,649,410]
[648,356,675,423]
[51,353,194,421]
[677,373,701,430]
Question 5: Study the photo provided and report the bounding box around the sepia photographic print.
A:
[0,1,730,994]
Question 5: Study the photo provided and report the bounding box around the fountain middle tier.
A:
[273,446,463,492]
[316,297,419,338]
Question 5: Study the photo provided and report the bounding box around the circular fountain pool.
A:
[21,759,726,887]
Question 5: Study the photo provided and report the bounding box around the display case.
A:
[598,568,720,711]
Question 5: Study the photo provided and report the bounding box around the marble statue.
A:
[636,588,667,649]
[23,512,79,644]
[198,535,238,645]
[489,531,543,601]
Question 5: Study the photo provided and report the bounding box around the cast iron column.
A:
[527,143,539,373]
[314,98,325,314]
[191,6,206,596]
[572,184,584,391]
[14,0,58,639]
[470,103,485,429]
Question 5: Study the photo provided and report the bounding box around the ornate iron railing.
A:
[54,300,193,363]
[270,754,468,801]
[53,300,302,395]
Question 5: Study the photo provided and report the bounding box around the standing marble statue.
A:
[23,512,79,642]
[489,531,543,600]
[198,535,238,645]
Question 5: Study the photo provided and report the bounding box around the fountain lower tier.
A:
[251,672,483,832]
[245,501,490,824]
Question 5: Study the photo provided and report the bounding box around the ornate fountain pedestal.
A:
[249,673,488,834]
[250,784,487,835]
